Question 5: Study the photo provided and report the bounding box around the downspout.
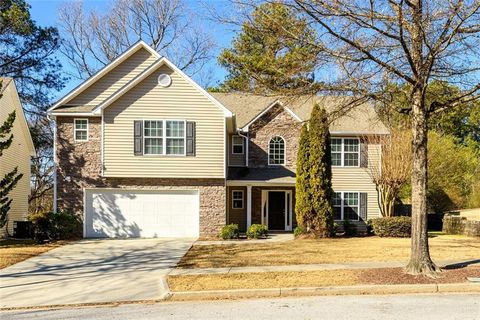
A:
[237,130,249,167]
[51,116,57,213]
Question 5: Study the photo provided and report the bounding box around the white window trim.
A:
[74,118,89,142]
[232,190,244,209]
[232,135,244,155]
[333,191,360,221]
[331,137,360,167]
[268,136,286,166]
[142,119,186,156]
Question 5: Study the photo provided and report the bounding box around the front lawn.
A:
[168,267,480,291]
[0,239,68,269]
[177,234,480,269]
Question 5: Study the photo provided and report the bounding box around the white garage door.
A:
[84,189,199,238]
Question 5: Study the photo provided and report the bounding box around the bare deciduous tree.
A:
[58,0,214,80]
[364,130,412,218]
[221,0,480,276]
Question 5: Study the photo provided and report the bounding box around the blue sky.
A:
[27,0,236,100]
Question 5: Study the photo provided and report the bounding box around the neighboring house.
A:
[47,41,388,239]
[0,78,36,237]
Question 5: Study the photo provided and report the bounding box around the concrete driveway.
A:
[0,238,194,308]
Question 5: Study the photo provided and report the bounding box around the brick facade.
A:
[248,104,303,171]
[55,116,226,237]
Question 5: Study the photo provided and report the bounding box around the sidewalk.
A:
[169,259,480,276]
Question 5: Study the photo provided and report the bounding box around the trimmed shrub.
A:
[219,224,240,240]
[370,217,411,237]
[342,219,357,236]
[30,211,82,241]
[246,224,268,239]
[293,226,304,237]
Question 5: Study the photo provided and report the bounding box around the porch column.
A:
[246,185,252,228]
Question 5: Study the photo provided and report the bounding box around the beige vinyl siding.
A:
[0,83,32,237]
[332,141,381,219]
[228,133,246,167]
[103,65,225,178]
[69,48,157,106]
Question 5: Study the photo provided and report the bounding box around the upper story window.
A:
[333,192,360,220]
[74,119,88,141]
[232,135,244,154]
[144,120,185,155]
[331,138,359,167]
[269,136,285,165]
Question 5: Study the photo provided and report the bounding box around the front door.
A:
[268,191,286,230]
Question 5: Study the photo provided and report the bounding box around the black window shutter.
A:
[134,120,143,155]
[186,121,196,156]
[360,140,368,168]
[360,193,368,221]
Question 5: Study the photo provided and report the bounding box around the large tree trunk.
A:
[405,89,440,277]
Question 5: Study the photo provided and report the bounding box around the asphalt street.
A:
[2,293,479,320]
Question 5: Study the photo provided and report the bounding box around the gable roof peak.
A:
[47,40,160,113]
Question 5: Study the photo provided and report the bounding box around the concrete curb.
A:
[168,283,480,301]
[1,283,478,311]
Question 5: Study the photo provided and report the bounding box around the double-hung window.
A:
[143,120,185,155]
[331,138,359,167]
[232,190,244,209]
[166,121,185,155]
[232,136,244,154]
[333,192,360,220]
[74,119,88,141]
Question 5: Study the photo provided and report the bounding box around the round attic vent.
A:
[158,74,172,87]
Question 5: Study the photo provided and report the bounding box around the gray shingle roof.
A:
[211,93,389,135]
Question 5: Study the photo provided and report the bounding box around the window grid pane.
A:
[75,130,87,141]
[144,121,163,137]
[75,120,87,130]
[145,138,163,154]
[166,138,184,155]
[269,137,285,165]
[166,121,184,138]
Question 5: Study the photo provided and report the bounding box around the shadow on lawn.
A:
[442,259,480,270]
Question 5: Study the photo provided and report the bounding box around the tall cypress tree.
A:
[308,104,334,237]
[0,109,24,229]
[295,123,312,230]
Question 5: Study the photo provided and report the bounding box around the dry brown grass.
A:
[0,239,68,269]
[168,269,359,291]
[168,267,480,291]
[178,235,480,269]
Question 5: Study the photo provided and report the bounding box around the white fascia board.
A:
[226,180,295,187]
[329,131,390,136]
[49,112,99,117]
[47,41,160,113]
[242,100,302,131]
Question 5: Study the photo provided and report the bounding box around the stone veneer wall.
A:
[248,104,302,171]
[55,116,225,237]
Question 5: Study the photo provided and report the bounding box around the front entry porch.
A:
[227,184,296,232]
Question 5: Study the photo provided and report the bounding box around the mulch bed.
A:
[358,266,480,285]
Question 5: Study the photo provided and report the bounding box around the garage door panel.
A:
[85,189,200,238]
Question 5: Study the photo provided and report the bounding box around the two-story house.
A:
[47,41,388,238]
